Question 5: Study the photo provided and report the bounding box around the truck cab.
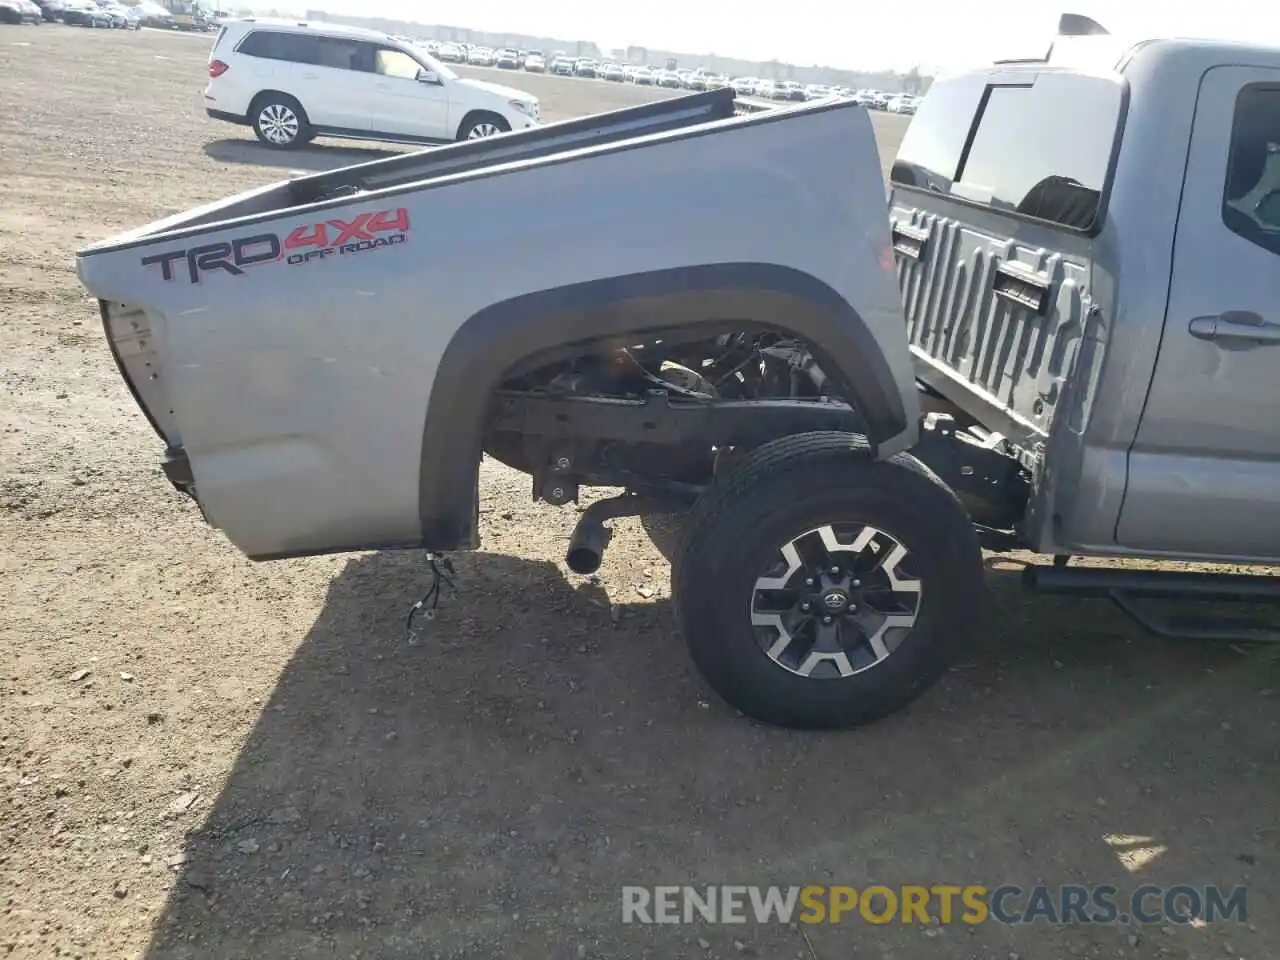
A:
[888,19,1280,565]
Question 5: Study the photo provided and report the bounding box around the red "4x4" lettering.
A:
[284,207,411,250]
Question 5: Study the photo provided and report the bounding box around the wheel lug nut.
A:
[852,579,860,587]
[800,602,811,612]
[804,577,815,587]
[829,566,840,576]
[822,615,833,625]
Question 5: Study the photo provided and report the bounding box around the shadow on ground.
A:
[203,138,404,172]
[144,551,1279,959]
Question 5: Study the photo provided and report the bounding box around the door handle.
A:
[1189,312,1280,344]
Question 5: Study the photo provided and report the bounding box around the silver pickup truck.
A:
[76,16,1280,730]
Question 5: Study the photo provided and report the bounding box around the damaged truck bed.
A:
[77,88,917,561]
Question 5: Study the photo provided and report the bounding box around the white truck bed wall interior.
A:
[76,94,913,560]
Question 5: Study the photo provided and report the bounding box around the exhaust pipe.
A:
[564,493,677,575]
[566,506,613,575]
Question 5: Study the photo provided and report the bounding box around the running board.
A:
[1022,564,1280,643]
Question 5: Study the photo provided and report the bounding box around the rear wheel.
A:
[673,432,985,729]
[251,94,311,149]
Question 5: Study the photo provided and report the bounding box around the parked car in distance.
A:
[467,45,494,66]
[59,0,110,26]
[204,18,539,149]
[435,41,464,63]
[886,94,919,114]
[574,58,597,78]
[0,0,42,23]
[95,0,140,28]
[32,0,62,21]
[655,69,682,88]
[550,55,574,76]
[494,47,519,69]
[524,52,545,73]
[601,62,624,82]
[731,77,757,95]
[632,65,653,85]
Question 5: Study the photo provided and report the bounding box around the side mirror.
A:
[1255,189,1280,227]
[417,68,442,85]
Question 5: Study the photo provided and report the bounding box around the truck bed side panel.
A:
[78,101,912,559]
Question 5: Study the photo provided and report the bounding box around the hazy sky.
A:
[305,0,1276,72]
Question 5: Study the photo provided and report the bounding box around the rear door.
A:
[886,70,1123,452]
[1117,68,1280,559]
[233,31,370,133]
[365,44,452,141]
[300,35,376,133]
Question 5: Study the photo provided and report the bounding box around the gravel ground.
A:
[2,23,1278,960]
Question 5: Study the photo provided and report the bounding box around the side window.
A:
[375,47,423,80]
[237,30,286,60]
[1222,83,1280,257]
[236,31,317,65]
[951,74,1122,230]
[889,75,984,192]
[310,37,371,72]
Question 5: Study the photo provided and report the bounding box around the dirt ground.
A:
[2,24,1278,960]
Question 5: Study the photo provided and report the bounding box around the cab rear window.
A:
[892,72,1124,231]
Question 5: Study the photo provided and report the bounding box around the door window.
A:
[237,30,314,63]
[375,47,423,80]
[307,36,369,71]
[1222,83,1280,256]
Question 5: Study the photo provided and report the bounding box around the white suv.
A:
[204,18,540,150]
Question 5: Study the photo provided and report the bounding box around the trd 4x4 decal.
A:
[141,207,411,284]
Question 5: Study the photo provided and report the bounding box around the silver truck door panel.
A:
[1119,66,1280,560]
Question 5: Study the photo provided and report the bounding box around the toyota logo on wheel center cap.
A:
[821,590,849,611]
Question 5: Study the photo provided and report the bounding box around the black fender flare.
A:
[417,262,909,549]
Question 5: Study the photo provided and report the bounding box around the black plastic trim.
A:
[416,262,909,550]
[309,125,450,146]
[205,107,248,125]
